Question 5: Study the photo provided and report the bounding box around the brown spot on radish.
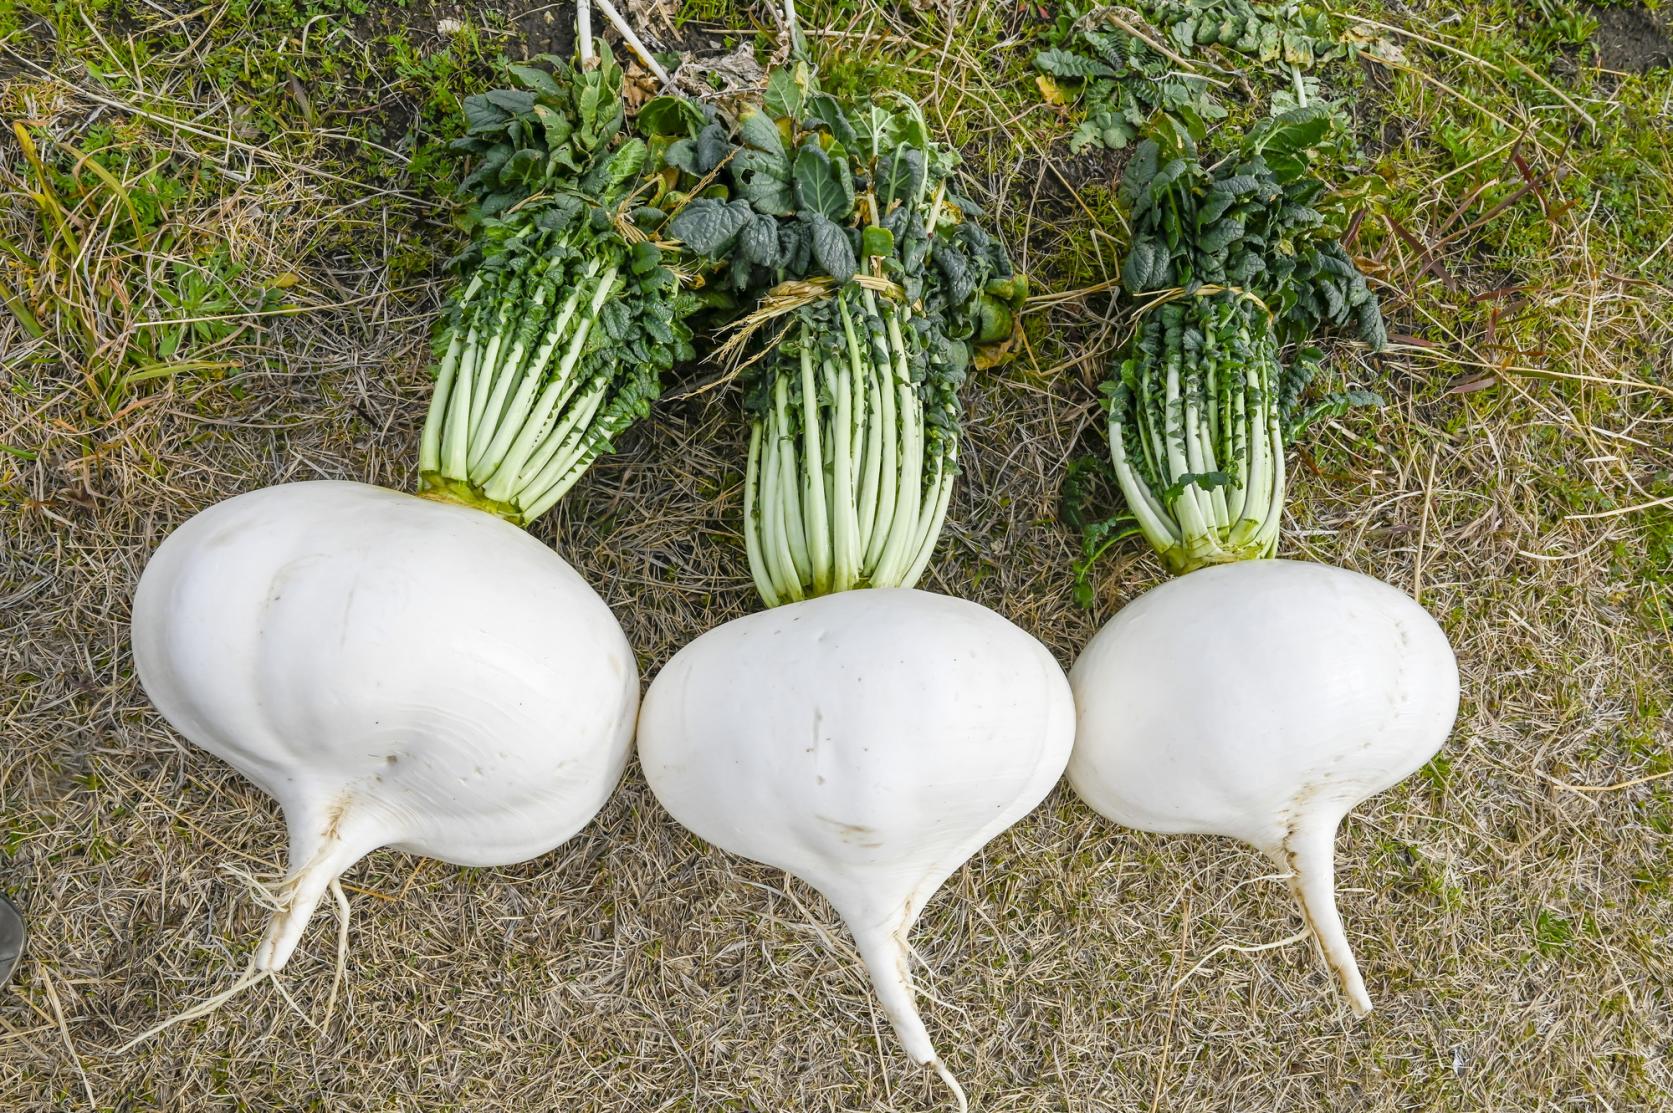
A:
[817,815,876,843]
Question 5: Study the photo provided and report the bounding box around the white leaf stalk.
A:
[576,0,593,63]
[744,287,955,604]
[1068,560,1459,1015]
[1107,296,1285,574]
[418,252,657,526]
[639,590,1074,1106]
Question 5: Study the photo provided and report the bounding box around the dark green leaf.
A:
[502,148,542,186]
[806,214,857,282]
[637,96,704,137]
[508,63,563,96]
[584,139,648,200]
[630,240,663,275]
[696,122,732,173]
[804,93,858,147]
[876,149,925,209]
[462,95,510,134]
[668,198,753,254]
[1121,236,1172,292]
[740,174,794,216]
[934,242,976,305]
[486,89,536,115]
[664,138,701,175]
[739,215,782,266]
[1287,387,1382,439]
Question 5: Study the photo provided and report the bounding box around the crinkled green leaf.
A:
[668,197,753,255]
[462,95,510,135]
[739,214,783,267]
[733,146,794,215]
[805,213,857,282]
[876,149,925,209]
[696,122,732,173]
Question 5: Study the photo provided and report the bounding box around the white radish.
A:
[638,588,1074,1105]
[130,481,635,987]
[122,28,691,1042]
[1068,559,1459,1015]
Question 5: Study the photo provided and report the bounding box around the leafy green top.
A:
[451,49,641,218]
[416,50,714,522]
[443,48,706,371]
[662,63,1025,372]
[1036,1,1359,153]
[1118,109,1386,352]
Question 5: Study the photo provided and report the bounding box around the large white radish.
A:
[1069,559,1459,1015]
[638,589,1075,1105]
[121,31,692,1039]
[131,481,636,976]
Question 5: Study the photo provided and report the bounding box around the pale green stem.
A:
[744,422,779,606]
[468,281,553,468]
[900,450,956,589]
[799,343,831,594]
[441,324,479,480]
[481,265,616,503]
[419,328,466,477]
[864,295,899,570]
[774,372,811,584]
[468,263,595,480]
[829,353,858,591]
[516,375,607,495]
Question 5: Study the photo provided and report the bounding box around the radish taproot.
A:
[1070,560,1459,1014]
[125,30,702,1039]
[637,30,1063,1106]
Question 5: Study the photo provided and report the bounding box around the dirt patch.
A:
[1591,4,1673,72]
[508,1,579,57]
[353,1,577,57]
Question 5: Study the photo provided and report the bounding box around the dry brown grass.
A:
[3,1,1672,1110]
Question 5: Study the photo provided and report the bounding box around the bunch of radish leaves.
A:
[1073,109,1385,594]
[419,49,708,523]
[661,62,1026,602]
[1035,0,1362,153]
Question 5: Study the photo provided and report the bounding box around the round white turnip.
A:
[1069,559,1460,1015]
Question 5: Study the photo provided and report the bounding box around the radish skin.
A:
[132,481,637,973]
[1068,560,1459,1015]
[638,589,1074,1094]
